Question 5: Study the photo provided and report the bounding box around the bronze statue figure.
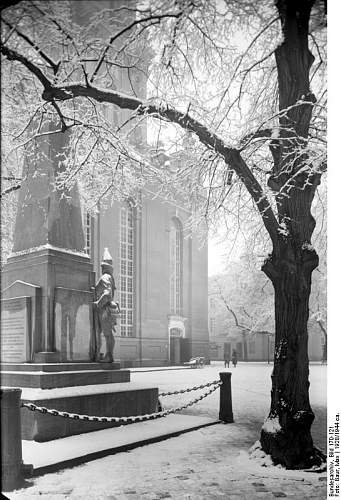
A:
[92,248,120,363]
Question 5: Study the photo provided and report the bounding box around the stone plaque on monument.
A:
[54,287,93,361]
[1,297,31,362]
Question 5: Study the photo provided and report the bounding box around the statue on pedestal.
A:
[92,248,120,363]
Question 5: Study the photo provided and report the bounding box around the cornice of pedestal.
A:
[8,243,90,260]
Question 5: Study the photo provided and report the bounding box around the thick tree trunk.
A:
[258,0,325,469]
[260,241,324,468]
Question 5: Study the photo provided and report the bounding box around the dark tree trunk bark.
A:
[259,0,325,468]
[260,241,324,468]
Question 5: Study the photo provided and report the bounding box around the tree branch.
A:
[239,128,272,149]
[1,183,21,197]
[316,319,327,340]
[28,1,89,84]
[49,100,68,132]
[1,42,280,243]
[90,11,182,83]
[1,44,52,89]
[1,18,60,73]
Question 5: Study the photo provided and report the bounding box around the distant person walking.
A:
[224,352,230,368]
[232,349,238,367]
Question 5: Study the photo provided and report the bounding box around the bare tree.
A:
[211,268,275,361]
[1,0,326,468]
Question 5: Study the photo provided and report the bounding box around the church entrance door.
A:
[170,336,180,364]
[180,338,191,363]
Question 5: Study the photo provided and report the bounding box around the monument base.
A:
[1,363,159,442]
[1,363,127,389]
[21,383,158,441]
[1,246,95,363]
[33,352,63,363]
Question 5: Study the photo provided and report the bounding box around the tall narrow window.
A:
[83,210,92,256]
[209,317,216,334]
[120,202,135,337]
[170,218,183,315]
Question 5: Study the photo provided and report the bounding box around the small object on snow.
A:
[184,357,205,368]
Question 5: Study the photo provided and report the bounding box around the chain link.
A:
[21,381,222,425]
[158,379,221,397]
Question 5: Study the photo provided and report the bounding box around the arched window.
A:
[169,217,183,315]
[119,202,135,337]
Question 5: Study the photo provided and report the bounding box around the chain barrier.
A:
[158,379,221,397]
[21,380,222,426]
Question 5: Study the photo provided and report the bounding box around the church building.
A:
[84,187,209,367]
[73,1,209,367]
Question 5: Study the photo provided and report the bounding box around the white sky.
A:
[208,238,226,276]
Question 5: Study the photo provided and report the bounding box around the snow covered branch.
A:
[1,40,280,243]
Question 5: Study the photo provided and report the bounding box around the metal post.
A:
[219,372,234,423]
[1,388,23,491]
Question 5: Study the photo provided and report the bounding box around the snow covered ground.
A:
[134,361,327,453]
[7,362,327,500]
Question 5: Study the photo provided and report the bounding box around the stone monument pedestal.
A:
[0,362,158,442]
[1,246,95,363]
